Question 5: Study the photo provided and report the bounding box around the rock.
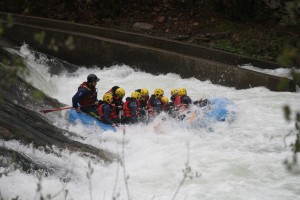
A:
[210,32,230,40]
[157,16,166,23]
[132,22,154,30]
[172,34,191,41]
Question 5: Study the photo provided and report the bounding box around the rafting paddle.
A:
[40,103,97,114]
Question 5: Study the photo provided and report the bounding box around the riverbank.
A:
[1,0,299,64]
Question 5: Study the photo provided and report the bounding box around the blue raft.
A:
[189,97,236,130]
[69,109,116,132]
[205,97,236,122]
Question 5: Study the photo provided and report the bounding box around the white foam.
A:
[1,43,300,200]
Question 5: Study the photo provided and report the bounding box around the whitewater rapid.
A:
[1,44,300,200]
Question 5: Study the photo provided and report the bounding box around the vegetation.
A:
[0,0,299,65]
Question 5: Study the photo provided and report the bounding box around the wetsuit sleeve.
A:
[72,88,89,108]
[101,104,114,125]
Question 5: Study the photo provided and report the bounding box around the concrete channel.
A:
[0,12,296,92]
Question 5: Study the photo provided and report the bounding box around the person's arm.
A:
[72,88,89,109]
[101,104,115,125]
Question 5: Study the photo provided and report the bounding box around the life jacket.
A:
[123,100,132,118]
[123,99,140,118]
[78,82,97,106]
[147,95,155,117]
[110,104,118,119]
[147,95,162,117]
[162,102,167,111]
[139,95,149,109]
[174,95,189,111]
[97,103,116,121]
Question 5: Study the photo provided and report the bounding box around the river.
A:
[0,42,299,200]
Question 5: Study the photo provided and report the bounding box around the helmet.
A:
[87,74,100,82]
[103,93,113,103]
[161,96,169,104]
[154,88,164,98]
[115,88,125,98]
[140,88,149,96]
[131,91,141,100]
[171,88,178,96]
[178,88,187,96]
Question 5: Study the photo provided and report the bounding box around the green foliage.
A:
[213,40,266,60]
[277,78,292,91]
[6,13,14,28]
[65,36,75,50]
[280,0,300,172]
[31,90,46,101]
[277,45,300,67]
[283,105,300,172]
[34,31,45,45]
[282,0,300,26]
[0,50,27,90]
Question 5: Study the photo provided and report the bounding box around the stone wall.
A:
[0,12,295,92]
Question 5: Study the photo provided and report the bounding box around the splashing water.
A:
[1,44,300,200]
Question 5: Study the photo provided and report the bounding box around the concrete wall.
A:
[0,12,295,92]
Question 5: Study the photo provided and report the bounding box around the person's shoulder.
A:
[78,86,89,92]
[102,103,109,108]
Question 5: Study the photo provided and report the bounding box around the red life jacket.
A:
[110,104,118,119]
[136,101,141,117]
[147,96,163,117]
[174,95,189,111]
[123,99,140,117]
[162,102,167,111]
[97,103,116,121]
[147,98,154,117]
[123,100,132,117]
[78,82,97,106]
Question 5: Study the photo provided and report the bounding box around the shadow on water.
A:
[0,38,117,179]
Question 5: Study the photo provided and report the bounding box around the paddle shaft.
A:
[40,103,96,114]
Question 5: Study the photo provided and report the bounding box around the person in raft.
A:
[97,93,118,127]
[72,74,100,117]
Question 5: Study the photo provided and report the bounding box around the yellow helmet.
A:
[170,88,178,96]
[115,87,125,98]
[131,91,141,100]
[161,96,169,104]
[178,88,187,96]
[154,88,164,98]
[103,93,113,103]
[140,88,149,96]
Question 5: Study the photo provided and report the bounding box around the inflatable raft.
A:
[69,109,116,132]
